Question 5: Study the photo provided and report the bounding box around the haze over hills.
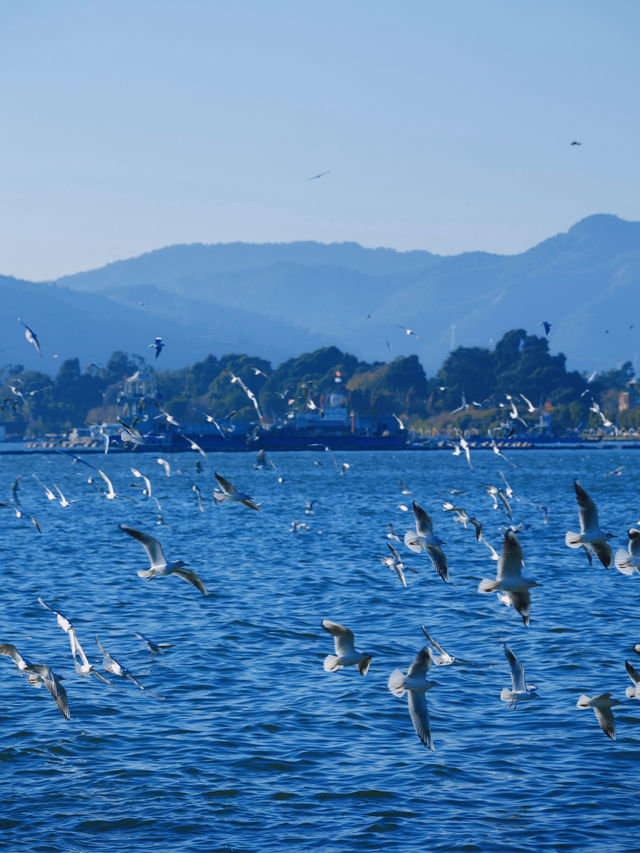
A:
[4,214,640,375]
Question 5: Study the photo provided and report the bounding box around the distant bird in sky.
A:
[321,619,372,675]
[395,324,419,337]
[570,140,582,146]
[149,337,164,358]
[120,524,207,595]
[18,317,43,357]
[307,170,330,181]
[541,321,552,336]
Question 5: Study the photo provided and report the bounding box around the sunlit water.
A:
[0,448,638,852]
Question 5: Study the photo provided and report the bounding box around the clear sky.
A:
[1,0,638,280]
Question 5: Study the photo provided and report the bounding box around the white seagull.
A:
[119,524,207,595]
[149,337,165,359]
[130,467,152,497]
[0,642,70,719]
[321,619,372,676]
[565,479,614,568]
[404,501,449,583]
[500,643,539,709]
[381,541,417,588]
[420,625,461,666]
[214,472,260,510]
[625,660,640,699]
[18,317,43,357]
[38,597,110,684]
[576,692,623,740]
[388,647,440,750]
[614,529,640,575]
[478,530,540,627]
[95,635,164,698]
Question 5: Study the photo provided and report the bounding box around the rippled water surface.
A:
[0,448,638,852]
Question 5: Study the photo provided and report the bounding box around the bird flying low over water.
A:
[214,472,260,510]
[576,693,622,739]
[38,597,110,684]
[381,541,418,588]
[0,642,70,719]
[404,501,449,582]
[614,529,640,575]
[321,619,372,675]
[478,530,540,627]
[119,524,207,595]
[95,635,164,699]
[565,479,614,568]
[625,660,640,699]
[388,647,439,750]
[18,317,43,357]
[500,643,539,709]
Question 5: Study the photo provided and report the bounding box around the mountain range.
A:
[3,213,640,376]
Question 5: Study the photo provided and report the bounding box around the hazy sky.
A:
[1,1,639,280]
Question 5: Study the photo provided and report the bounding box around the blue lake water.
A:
[0,448,638,852]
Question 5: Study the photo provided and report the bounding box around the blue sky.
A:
[1,1,638,280]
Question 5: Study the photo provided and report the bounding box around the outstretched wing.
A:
[120,525,167,568]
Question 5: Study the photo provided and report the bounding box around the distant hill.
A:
[5,214,640,375]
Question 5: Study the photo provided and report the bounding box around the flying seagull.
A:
[38,597,110,684]
[148,337,165,358]
[95,635,164,698]
[18,317,43,357]
[540,321,552,336]
[119,524,207,595]
[404,501,449,582]
[500,643,539,709]
[565,479,614,568]
[214,472,260,510]
[321,619,372,675]
[307,170,330,180]
[478,529,540,627]
[614,529,640,575]
[388,647,439,750]
[576,693,623,740]
[0,642,70,719]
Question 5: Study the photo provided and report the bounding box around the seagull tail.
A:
[387,669,407,697]
[576,695,592,709]
[500,688,514,703]
[137,569,154,579]
[403,531,423,553]
[323,654,341,672]
[478,577,498,593]
[565,531,583,548]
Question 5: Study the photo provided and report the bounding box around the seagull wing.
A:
[172,568,207,596]
[574,479,599,534]
[412,502,433,536]
[421,627,447,659]
[407,647,432,678]
[497,531,524,581]
[591,541,613,569]
[625,659,640,686]
[215,472,238,495]
[0,642,28,669]
[119,524,167,569]
[321,620,356,656]
[509,589,532,627]
[503,643,526,692]
[425,545,449,583]
[30,664,70,720]
[408,690,434,750]
[593,702,616,740]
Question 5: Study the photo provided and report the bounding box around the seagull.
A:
[214,472,260,510]
[500,643,539,709]
[541,321,552,336]
[223,369,264,421]
[154,402,179,426]
[451,393,468,414]
[130,467,152,497]
[149,337,164,358]
[520,393,537,414]
[483,483,512,519]
[624,660,640,699]
[97,468,131,501]
[307,170,330,180]
[387,523,401,543]
[565,479,614,568]
[0,642,70,719]
[33,474,56,501]
[135,633,175,654]
[95,635,164,698]
[395,324,419,337]
[478,530,540,627]
[304,499,316,515]
[420,625,460,666]
[382,541,418,588]
[53,483,78,508]
[156,457,171,477]
[576,693,623,739]
[570,140,582,146]
[178,433,207,457]
[119,524,207,595]
[388,647,439,750]
[397,478,412,495]
[614,529,640,575]
[392,413,406,431]
[118,417,146,447]
[38,597,111,684]
[18,317,43,357]
[321,619,372,675]
[404,502,449,582]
